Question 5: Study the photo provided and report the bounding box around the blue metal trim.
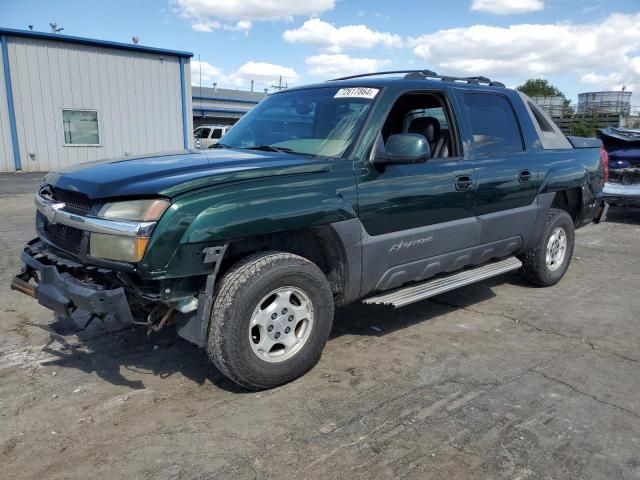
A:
[0,27,193,58]
[179,58,189,149]
[192,95,260,104]
[193,107,250,115]
[1,34,21,170]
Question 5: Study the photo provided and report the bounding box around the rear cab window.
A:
[462,93,524,157]
[521,94,572,150]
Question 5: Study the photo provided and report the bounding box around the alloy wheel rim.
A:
[248,286,314,363]
[545,227,567,272]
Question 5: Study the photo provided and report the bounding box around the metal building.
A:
[192,86,266,128]
[0,27,193,173]
[530,96,566,117]
[577,91,632,115]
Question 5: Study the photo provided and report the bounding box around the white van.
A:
[194,125,231,149]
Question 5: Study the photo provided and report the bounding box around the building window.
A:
[62,110,100,145]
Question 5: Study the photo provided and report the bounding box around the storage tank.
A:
[530,96,566,117]
[577,91,632,115]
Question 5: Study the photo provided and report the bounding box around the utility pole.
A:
[271,76,288,92]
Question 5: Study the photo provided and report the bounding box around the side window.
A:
[212,128,223,139]
[462,93,523,156]
[200,127,211,139]
[378,92,456,159]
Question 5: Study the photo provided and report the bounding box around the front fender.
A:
[139,164,357,279]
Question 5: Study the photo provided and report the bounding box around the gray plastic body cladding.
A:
[364,257,523,307]
[522,192,555,251]
[358,199,537,296]
[324,218,363,305]
[371,236,521,292]
[476,202,537,247]
[360,216,475,295]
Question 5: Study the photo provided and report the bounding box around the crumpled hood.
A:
[43,149,331,199]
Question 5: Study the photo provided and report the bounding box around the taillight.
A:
[600,147,609,182]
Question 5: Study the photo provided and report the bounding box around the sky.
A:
[2,0,640,105]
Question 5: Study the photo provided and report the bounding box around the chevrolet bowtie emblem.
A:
[44,202,65,224]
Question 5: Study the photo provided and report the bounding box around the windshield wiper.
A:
[209,143,232,149]
[243,145,299,154]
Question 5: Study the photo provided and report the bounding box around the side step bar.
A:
[363,257,522,308]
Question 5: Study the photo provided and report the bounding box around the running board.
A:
[363,257,522,308]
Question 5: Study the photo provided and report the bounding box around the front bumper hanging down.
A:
[11,240,134,325]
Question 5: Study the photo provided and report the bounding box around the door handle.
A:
[455,175,473,191]
[518,170,532,183]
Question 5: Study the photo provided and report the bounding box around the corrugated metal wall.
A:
[0,40,14,172]
[2,35,192,172]
[193,98,258,111]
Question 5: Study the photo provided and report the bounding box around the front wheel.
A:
[520,208,575,287]
[206,252,334,390]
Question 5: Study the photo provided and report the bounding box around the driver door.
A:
[356,91,477,293]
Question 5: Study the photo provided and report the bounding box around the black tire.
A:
[206,251,334,390]
[520,208,575,287]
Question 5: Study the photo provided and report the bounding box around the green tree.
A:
[569,118,597,138]
[516,78,566,99]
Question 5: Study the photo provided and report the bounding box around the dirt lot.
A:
[1,174,639,479]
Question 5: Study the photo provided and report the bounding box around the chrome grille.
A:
[38,211,84,254]
[40,186,93,214]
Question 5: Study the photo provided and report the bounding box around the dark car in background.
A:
[600,127,640,207]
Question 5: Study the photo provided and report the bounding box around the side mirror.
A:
[375,133,430,165]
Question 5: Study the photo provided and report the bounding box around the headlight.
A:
[90,234,150,262]
[98,199,169,221]
[90,199,168,262]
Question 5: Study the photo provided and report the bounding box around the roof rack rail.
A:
[329,70,438,81]
[329,69,505,88]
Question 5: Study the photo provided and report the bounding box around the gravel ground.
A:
[0,178,639,479]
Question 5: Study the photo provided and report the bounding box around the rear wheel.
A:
[520,208,575,287]
[206,251,334,390]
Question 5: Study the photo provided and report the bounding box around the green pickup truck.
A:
[12,70,607,389]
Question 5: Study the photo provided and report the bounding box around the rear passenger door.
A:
[456,91,539,248]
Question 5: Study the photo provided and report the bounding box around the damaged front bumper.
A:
[11,239,229,347]
[11,240,134,326]
[603,182,640,207]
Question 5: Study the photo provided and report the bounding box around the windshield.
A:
[220,86,379,157]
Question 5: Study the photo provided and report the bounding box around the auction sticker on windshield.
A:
[334,87,379,99]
